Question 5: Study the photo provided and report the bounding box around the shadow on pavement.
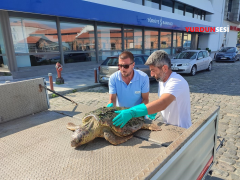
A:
[205,175,224,180]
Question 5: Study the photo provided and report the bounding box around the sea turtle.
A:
[67,107,161,147]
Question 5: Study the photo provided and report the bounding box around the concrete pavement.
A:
[0,66,103,98]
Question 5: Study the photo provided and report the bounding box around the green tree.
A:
[238,32,240,44]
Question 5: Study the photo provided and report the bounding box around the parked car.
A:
[98,54,151,83]
[215,47,239,62]
[171,50,212,76]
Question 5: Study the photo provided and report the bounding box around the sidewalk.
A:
[0,67,103,98]
[0,51,216,97]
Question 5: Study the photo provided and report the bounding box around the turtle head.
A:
[71,127,93,147]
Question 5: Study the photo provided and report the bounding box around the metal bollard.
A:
[94,68,98,83]
[48,73,54,91]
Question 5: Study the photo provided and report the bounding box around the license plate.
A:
[221,57,227,59]
[102,77,109,80]
[171,67,179,70]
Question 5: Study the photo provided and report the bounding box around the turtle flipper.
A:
[103,129,133,145]
[142,123,162,131]
[66,122,80,131]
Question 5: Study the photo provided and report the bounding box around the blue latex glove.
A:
[113,103,148,128]
[107,103,113,107]
[147,113,157,120]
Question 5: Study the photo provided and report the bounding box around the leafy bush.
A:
[72,89,77,93]
[51,93,58,98]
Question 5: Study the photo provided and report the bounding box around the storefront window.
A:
[10,17,60,67]
[161,0,173,13]
[160,31,172,55]
[98,25,122,51]
[64,52,95,63]
[60,22,95,51]
[0,18,8,69]
[144,29,158,55]
[60,22,95,63]
[183,33,191,50]
[172,32,182,55]
[185,6,193,18]
[123,0,142,5]
[145,0,160,9]
[16,54,60,67]
[10,18,59,53]
[124,28,142,54]
[145,29,158,48]
[174,2,184,15]
[98,25,122,61]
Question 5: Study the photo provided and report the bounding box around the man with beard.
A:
[112,50,192,129]
[107,51,156,119]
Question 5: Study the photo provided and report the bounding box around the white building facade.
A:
[198,0,240,51]
[0,0,239,77]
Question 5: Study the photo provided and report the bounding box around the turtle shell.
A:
[84,107,145,136]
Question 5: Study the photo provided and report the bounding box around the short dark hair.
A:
[119,51,134,62]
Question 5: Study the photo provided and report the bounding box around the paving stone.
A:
[222,153,239,160]
[226,129,238,134]
[218,148,225,155]
[218,158,236,165]
[235,142,240,148]
[230,173,240,180]
[224,137,236,142]
[227,149,238,156]
[212,168,229,177]
[236,161,240,168]
[219,131,227,136]
[233,135,240,139]
[219,122,229,126]
[235,169,240,176]
[217,161,236,172]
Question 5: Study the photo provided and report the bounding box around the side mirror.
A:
[198,57,203,60]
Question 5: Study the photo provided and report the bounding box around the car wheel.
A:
[190,65,197,76]
[207,62,212,71]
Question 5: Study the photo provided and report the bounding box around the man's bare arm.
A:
[146,93,175,114]
[108,94,117,107]
[141,92,149,105]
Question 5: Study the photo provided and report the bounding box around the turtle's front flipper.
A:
[142,123,162,131]
[66,122,80,131]
[103,129,133,145]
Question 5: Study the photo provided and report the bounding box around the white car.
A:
[171,50,212,76]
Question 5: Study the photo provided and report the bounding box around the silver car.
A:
[98,54,151,83]
[171,50,212,76]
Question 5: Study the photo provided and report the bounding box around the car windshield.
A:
[175,52,197,59]
[219,47,235,52]
[101,57,118,66]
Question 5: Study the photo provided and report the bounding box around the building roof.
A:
[18,36,42,44]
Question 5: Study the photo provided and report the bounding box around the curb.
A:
[0,76,13,81]
[48,83,104,99]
